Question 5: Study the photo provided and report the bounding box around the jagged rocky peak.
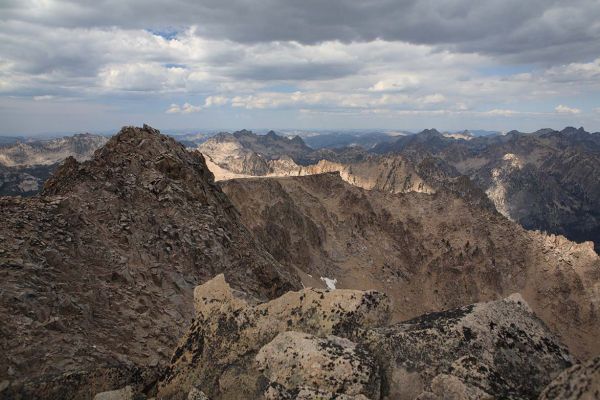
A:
[560,126,587,135]
[42,124,216,199]
[419,128,442,137]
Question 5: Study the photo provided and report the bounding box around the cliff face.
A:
[221,172,600,360]
[0,125,300,394]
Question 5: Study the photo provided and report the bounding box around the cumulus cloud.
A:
[166,102,203,114]
[369,75,421,92]
[555,105,582,114]
[204,95,229,107]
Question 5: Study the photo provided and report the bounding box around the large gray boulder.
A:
[359,294,573,399]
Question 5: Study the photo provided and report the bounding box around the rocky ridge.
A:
[539,356,600,400]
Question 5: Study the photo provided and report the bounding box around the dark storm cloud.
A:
[3,0,600,63]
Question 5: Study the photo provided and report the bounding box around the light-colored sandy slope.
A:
[221,173,600,360]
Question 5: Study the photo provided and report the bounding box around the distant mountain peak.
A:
[560,126,587,135]
[419,128,442,136]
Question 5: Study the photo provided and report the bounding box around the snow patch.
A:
[320,277,337,290]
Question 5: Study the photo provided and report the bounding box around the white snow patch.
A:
[320,277,337,290]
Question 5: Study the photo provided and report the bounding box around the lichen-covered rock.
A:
[415,374,493,400]
[264,384,371,400]
[158,274,389,399]
[93,386,135,400]
[538,356,600,400]
[187,386,210,400]
[360,294,572,399]
[256,331,380,399]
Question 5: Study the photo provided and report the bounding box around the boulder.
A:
[360,294,572,399]
[256,331,380,399]
[93,386,134,400]
[158,274,389,399]
[539,356,600,400]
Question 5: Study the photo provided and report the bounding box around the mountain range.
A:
[0,125,598,399]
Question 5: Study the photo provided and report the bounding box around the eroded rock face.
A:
[158,274,389,399]
[539,356,600,400]
[360,294,572,400]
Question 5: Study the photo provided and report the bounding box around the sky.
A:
[1,0,600,135]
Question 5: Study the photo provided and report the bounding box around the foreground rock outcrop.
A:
[155,275,573,400]
[539,356,600,400]
[362,294,571,399]
[158,274,389,399]
[0,126,300,397]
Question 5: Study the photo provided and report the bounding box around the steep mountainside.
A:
[0,133,108,167]
[221,172,600,360]
[0,125,299,395]
[0,163,57,196]
[0,133,108,196]
[374,127,600,250]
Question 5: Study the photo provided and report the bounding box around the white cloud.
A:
[484,109,520,117]
[369,74,421,92]
[555,104,581,114]
[204,95,229,107]
[419,93,446,104]
[166,102,203,114]
[33,95,54,101]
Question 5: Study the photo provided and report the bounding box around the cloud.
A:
[369,75,421,92]
[33,95,54,101]
[4,1,600,63]
[1,1,599,133]
[166,102,202,114]
[555,104,581,114]
[484,109,520,117]
[204,95,229,107]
